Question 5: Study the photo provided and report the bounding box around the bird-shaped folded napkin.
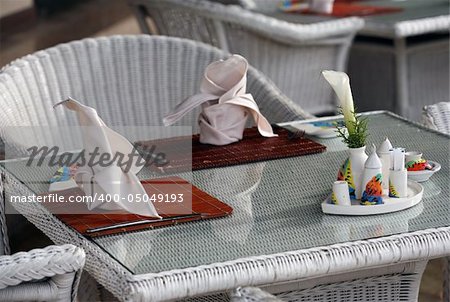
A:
[163,55,276,145]
[53,98,160,218]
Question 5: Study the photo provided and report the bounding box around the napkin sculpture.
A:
[163,55,276,145]
[54,98,161,218]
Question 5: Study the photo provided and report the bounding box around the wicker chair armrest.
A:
[0,244,85,289]
[395,15,450,38]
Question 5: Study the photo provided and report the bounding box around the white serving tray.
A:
[322,181,423,216]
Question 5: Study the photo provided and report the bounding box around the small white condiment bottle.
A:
[389,148,408,198]
[378,137,393,195]
[332,180,351,206]
[361,144,383,205]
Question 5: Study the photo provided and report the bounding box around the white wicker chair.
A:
[0,236,84,302]
[0,171,85,302]
[0,35,312,156]
[422,102,450,134]
[127,0,364,115]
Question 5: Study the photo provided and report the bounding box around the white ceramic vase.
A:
[337,146,368,200]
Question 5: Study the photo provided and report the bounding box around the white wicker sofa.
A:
[127,0,364,115]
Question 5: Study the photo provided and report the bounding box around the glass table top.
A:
[256,0,449,37]
[2,112,449,275]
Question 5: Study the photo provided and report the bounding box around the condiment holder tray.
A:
[322,181,423,216]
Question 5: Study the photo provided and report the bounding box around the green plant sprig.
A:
[335,108,368,149]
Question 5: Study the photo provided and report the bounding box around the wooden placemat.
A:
[43,176,232,237]
[136,127,326,173]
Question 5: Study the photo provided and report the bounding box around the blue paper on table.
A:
[291,121,345,138]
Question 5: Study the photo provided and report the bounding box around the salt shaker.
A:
[389,148,408,198]
[361,144,383,205]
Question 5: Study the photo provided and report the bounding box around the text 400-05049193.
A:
[9,193,185,204]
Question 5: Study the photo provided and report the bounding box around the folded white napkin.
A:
[163,55,276,145]
[54,98,160,218]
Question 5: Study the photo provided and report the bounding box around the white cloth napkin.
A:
[54,98,160,218]
[163,55,276,145]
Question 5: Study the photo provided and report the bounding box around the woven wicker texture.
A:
[0,35,311,156]
[230,272,425,302]
[127,0,364,115]
[422,102,450,135]
[182,260,427,301]
[1,112,449,301]
[0,244,85,302]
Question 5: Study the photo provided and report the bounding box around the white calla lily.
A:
[322,70,356,134]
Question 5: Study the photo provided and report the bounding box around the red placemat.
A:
[291,3,402,17]
[43,177,232,237]
[136,127,326,173]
